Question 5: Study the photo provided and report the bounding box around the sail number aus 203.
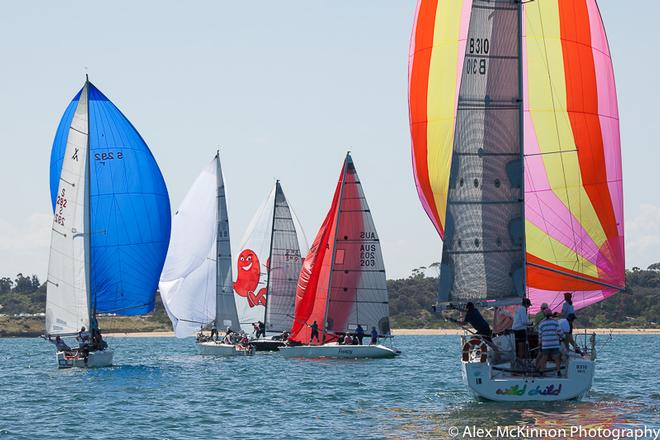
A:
[360,244,376,267]
[466,37,489,75]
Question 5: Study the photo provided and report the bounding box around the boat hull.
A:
[250,339,286,352]
[280,344,399,359]
[461,356,595,402]
[197,342,253,356]
[56,349,114,369]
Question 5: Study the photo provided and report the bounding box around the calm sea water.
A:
[0,335,658,439]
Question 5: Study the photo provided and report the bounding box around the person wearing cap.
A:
[460,302,492,342]
[533,303,549,327]
[536,308,562,376]
[512,298,532,359]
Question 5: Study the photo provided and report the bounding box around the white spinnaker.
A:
[234,187,276,332]
[159,159,218,338]
[46,84,90,335]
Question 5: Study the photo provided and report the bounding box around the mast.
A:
[322,153,350,342]
[215,150,222,327]
[84,78,95,331]
[517,0,527,299]
[262,180,279,332]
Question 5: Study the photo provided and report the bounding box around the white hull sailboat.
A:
[233,181,307,352]
[159,152,248,357]
[56,349,114,369]
[197,342,253,356]
[284,153,399,359]
[46,78,170,368]
[408,0,625,401]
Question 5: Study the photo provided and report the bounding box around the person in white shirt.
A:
[512,298,532,359]
[558,318,582,355]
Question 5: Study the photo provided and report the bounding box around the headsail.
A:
[159,158,219,338]
[409,0,624,311]
[50,81,171,317]
[289,153,389,344]
[46,84,90,335]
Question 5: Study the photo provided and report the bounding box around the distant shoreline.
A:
[99,328,660,338]
[1,328,657,338]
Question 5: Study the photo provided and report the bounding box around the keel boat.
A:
[159,153,251,356]
[280,153,399,359]
[409,0,624,401]
[46,77,171,368]
[234,181,308,351]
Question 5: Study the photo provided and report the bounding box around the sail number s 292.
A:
[94,151,124,161]
[54,188,67,226]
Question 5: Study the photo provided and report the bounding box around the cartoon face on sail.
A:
[233,249,267,308]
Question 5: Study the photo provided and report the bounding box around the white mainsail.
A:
[159,154,240,338]
[46,84,90,336]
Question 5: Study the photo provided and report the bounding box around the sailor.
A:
[210,322,219,341]
[310,320,320,344]
[77,326,91,347]
[558,317,582,355]
[512,298,532,359]
[93,330,108,350]
[533,303,550,327]
[49,335,71,353]
[223,327,233,344]
[257,321,266,338]
[370,327,378,345]
[343,333,353,345]
[560,292,577,333]
[460,302,492,342]
[536,308,562,376]
[252,322,259,337]
[351,334,359,345]
[355,324,365,345]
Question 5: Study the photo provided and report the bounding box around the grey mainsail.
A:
[438,0,525,306]
[216,153,241,330]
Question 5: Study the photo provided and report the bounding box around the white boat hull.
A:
[56,349,114,369]
[280,343,399,359]
[197,342,253,356]
[462,356,595,401]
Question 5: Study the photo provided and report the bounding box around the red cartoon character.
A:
[233,249,267,307]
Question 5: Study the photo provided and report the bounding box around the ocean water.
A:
[0,335,658,439]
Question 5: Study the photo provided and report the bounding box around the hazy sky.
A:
[0,1,658,282]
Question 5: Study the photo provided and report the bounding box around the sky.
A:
[0,1,658,282]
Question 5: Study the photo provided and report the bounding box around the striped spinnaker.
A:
[409,0,624,311]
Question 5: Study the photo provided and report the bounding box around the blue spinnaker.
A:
[50,82,171,316]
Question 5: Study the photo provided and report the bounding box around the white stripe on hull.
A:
[279,344,399,359]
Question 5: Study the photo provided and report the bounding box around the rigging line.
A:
[529,2,577,268]
[527,261,622,291]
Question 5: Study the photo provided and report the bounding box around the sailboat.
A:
[280,153,399,359]
[159,153,252,356]
[234,181,308,351]
[46,77,171,368]
[409,0,624,400]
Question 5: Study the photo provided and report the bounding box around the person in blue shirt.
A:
[460,302,492,342]
[370,327,379,345]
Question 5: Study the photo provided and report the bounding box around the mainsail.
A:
[159,154,241,337]
[289,153,390,344]
[234,182,307,333]
[48,79,171,333]
[409,0,625,311]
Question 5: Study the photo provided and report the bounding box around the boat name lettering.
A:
[496,384,562,397]
[576,364,587,373]
[94,152,124,162]
[338,349,353,354]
